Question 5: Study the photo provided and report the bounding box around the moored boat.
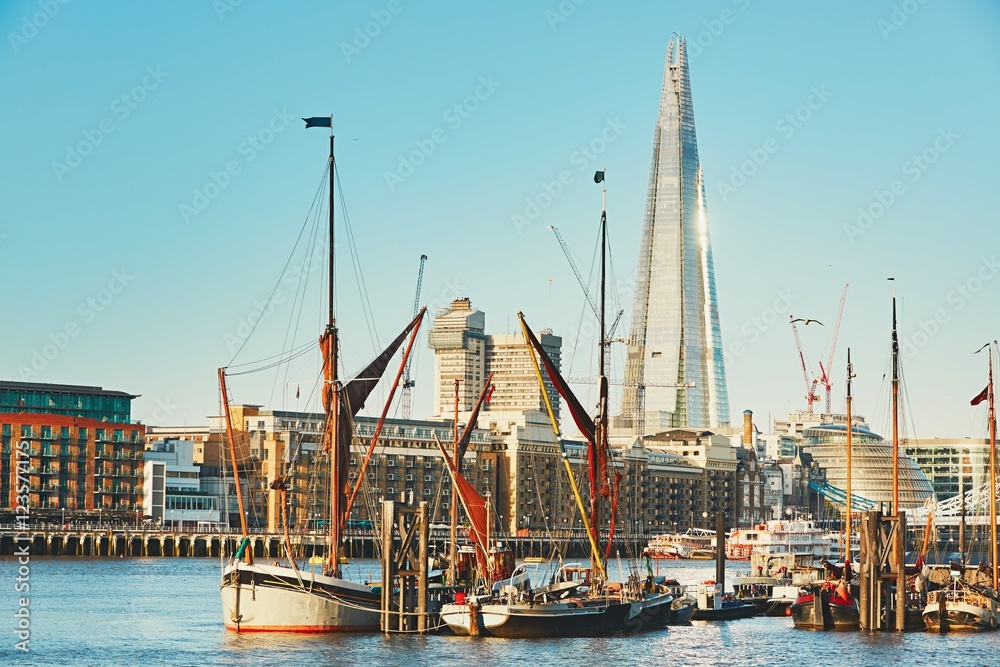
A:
[218,117,424,633]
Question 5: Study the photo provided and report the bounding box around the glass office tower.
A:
[622,36,730,430]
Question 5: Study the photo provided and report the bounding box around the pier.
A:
[0,523,653,559]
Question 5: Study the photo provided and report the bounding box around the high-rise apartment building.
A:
[427,298,561,422]
[427,298,486,414]
[622,35,730,430]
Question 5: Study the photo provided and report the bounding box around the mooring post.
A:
[381,500,394,633]
[895,511,907,632]
[418,501,428,634]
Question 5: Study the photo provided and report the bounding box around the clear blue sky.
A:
[2,1,998,438]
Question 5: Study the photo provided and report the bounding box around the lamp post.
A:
[170,509,174,531]
[61,507,65,528]
[702,511,708,529]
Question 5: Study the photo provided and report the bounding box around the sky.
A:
[2,0,999,440]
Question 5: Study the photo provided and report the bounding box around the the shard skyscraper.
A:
[621,36,730,431]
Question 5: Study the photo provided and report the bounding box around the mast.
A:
[590,183,608,560]
[321,120,342,577]
[989,342,997,590]
[889,287,905,630]
[218,368,249,542]
[450,379,459,586]
[891,295,899,514]
[845,348,853,568]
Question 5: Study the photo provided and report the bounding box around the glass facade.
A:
[623,36,730,429]
[802,424,935,510]
[0,381,133,423]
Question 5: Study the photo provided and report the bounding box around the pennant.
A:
[303,116,332,128]
[971,385,989,406]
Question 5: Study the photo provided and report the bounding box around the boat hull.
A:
[220,562,380,632]
[440,599,632,637]
[691,603,757,621]
[790,593,859,630]
[923,601,997,633]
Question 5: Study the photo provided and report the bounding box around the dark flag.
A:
[303,116,332,128]
[594,170,605,183]
[971,386,989,406]
[295,385,300,399]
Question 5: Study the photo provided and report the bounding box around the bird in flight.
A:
[790,318,824,326]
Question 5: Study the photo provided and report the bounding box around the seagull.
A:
[790,318,824,326]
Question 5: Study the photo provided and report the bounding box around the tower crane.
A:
[548,225,624,369]
[790,315,820,413]
[817,284,849,414]
[400,254,427,419]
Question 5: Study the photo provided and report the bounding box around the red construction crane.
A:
[790,315,820,413]
[817,284,849,414]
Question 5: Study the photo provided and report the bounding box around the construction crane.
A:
[548,225,624,370]
[790,315,820,413]
[567,377,695,437]
[400,254,427,419]
[817,284,849,414]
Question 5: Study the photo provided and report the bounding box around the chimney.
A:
[742,409,754,449]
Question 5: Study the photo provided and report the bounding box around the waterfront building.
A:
[640,429,739,528]
[620,35,730,431]
[206,406,503,533]
[143,437,223,529]
[0,381,144,520]
[903,437,990,501]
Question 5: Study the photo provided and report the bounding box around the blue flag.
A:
[303,116,332,128]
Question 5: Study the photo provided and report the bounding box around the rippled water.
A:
[1,557,996,666]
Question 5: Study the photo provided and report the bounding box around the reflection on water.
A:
[2,557,994,666]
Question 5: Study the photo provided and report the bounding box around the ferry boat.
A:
[726,520,831,561]
[646,529,714,560]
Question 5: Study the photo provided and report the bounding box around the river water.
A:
[1,557,994,666]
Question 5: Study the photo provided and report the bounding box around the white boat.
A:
[221,561,379,632]
[924,578,998,632]
[726,519,831,561]
[646,529,714,559]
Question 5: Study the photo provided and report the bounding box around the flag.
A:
[484,384,495,404]
[593,170,605,183]
[303,116,332,128]
[971,385,989,406]
[295,385,300,399]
